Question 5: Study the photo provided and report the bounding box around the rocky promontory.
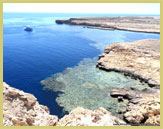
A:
[97,39,160,87]
[56,16,160,33]
[96,38,160,125]
[3,82,126,126]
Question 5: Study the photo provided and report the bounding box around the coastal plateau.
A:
[56,16,160,33]
[97,39,160,87]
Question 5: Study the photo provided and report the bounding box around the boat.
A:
[24,26,33,32]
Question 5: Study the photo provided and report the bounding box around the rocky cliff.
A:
[3,82,126,126]
[97,39,160,87]
[3,82,58,126]
[56,16,160,33]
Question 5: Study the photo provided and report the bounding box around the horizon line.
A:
[3,12,160,15]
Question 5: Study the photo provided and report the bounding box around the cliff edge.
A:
[3,82,125,126]
[3,82,58,126]
[97,39,160,87]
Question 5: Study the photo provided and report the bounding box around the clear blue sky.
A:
[3,3,160,14]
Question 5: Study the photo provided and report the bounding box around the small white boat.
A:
[24,26,33,32]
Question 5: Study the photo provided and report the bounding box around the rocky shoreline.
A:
[97,39,160,87]
[56,16,160,33]
[4,16,160,126]
[96,39,160,125]
[110,88,160,125]
[3,82,126,126]
[4,38,160,125]
[3,81,160,126]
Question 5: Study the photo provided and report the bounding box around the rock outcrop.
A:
[56,16,160,33]
[97,39,160,87]
[110,88,141,100]
[3,82,126,126]
[3,82,58,126]
[110,88,160,125]
[124,92,160,125]
[99,39,160,125]
[57,107,126,126]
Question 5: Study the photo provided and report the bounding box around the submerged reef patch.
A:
[41,58,150,117]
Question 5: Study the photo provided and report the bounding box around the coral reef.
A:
[41,58,149,118]
[3,82,127,126]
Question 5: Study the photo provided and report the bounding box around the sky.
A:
[3,3,160,15]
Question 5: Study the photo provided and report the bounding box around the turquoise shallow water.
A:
[41,58,150,118]
[3,13,160,118]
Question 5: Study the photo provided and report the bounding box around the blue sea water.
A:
[3,13,160,118]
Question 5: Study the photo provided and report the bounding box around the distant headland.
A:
[56,16,160,33]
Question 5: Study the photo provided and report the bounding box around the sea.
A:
[3,13,160,118]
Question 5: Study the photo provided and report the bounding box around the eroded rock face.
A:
[109,88,160,125]
[3,82,127,126]
[124,92,160,125]
[3,82,58,126]
[97,39,160,87]
[57,107,126,126]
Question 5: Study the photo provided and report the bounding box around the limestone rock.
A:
[97,39,160,87]
[110,88,138,100]
[124,92,160,125]
[57,107,126,126]
[109,88,160,125]
[3,82,129,126]
[145,115,160,125]
[3,82,58,126]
